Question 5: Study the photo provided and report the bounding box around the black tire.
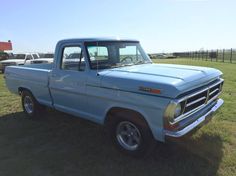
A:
[21,90,44,117]
[108,111,156,157]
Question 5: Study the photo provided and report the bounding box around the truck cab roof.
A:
[57,37,139,44]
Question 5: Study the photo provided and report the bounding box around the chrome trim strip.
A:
[178,87,208,103]
[165,99,224,138]
[208,92,222,104]
[182,100,187,114]
[205,89,210,104]
[209,80,222,89]
[209,88,219,96]
[219,83,222,91]
[186,97,206,107]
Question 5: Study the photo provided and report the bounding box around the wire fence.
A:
[173,48,236,63]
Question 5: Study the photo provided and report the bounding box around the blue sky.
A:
[0,0,235,53]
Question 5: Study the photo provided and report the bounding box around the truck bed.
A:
[5,63,53,107]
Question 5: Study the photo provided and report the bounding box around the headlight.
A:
[174,103,182,118]
[164,101,183,123]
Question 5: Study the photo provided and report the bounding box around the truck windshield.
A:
[10,54,26,59]
[85,41,152,69]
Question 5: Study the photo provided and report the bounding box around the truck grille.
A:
[182,80,223,114]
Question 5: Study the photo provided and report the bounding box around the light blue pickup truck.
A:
[4,38,224,156]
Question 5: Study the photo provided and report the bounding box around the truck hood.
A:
[99,63,222,98]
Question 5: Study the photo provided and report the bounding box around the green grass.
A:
[0,58,235,176]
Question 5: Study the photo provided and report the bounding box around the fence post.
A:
[216,49,218,62]
[230,48,233,63]
[211,50,212,62]
[206,50,208,61]
[223,49,225,62]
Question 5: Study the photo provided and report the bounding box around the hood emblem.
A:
[139,86,161,94]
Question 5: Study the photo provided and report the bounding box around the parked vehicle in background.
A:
[62,52,82,69]
[4,38,224,156]
[148,53,176,59]
[31,53,54,64]
[0,52,10,61]
[155,54,167,59]
[39,53,54,58]
[7,52,14,58]
[159,53,177,59]
[165,54,177,58]
[0,53,39,73]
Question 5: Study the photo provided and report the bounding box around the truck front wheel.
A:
[108,113,156,157]
[21,90,44,117]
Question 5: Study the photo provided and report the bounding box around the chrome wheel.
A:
[24,96,34,114]
[116,121,142,151]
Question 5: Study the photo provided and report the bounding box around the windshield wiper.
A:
[134,60,144,65]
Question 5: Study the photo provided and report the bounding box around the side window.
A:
[61,46,85,71]
[87,46,108,62]
[26,54,33,60]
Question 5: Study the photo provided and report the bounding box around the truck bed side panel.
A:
[5,66,53,107]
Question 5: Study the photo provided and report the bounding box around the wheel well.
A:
[18,87,31,96]
[105,107,149,128]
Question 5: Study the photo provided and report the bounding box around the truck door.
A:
[49,45,88,117]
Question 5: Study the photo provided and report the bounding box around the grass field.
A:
[0,58,235,176]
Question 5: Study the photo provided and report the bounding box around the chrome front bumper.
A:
[164,98,224,138]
